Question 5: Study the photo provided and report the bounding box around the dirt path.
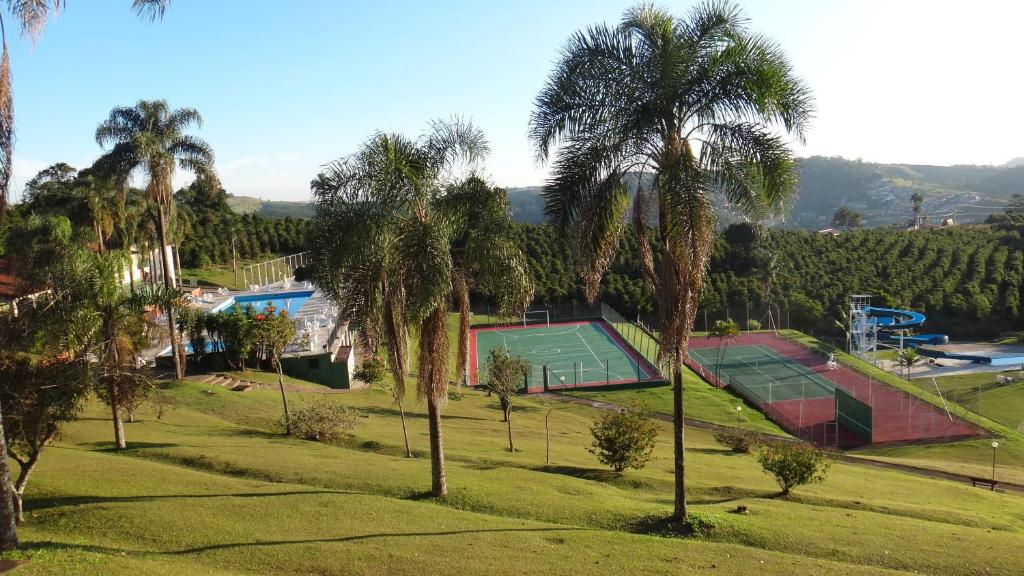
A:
[540,393,1024,494]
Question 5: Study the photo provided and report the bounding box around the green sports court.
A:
[688,344,836,403]
[470,320,659,390]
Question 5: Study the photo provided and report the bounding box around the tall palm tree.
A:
[530,2,812,521]
[434,176,533,387]
[0,0,172,551]
[313,119,527,497]
[95,100,216,380]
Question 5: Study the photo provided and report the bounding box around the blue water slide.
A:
[865,306,1024,365]
[863,307,950,345]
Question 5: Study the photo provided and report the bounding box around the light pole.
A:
[735,405,743,427]
[992,441,1000,483]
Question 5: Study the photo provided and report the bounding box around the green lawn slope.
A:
[4,317,1024,574]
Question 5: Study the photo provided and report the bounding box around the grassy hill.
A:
[5,318,1024,574]
[226,195,316,220]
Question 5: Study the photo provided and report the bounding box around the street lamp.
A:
[735,405,743,426]
[992,441,1000,483]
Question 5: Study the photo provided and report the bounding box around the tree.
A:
[589,402,658,472]
[481,349,531,452]
[436,177,533,387]
[44,249,162,449]
[95,99,216,380]
[354,353,413,458]
[832,206,863,230]
[0,354,89,523]
[252,307,297,434]
[530,2,811,520]
[757,441,831,495]
[910,191,924,227]
[710,319,740,386]
[0,0,171,549]
[897,347,921,379]
[312,119,525,497]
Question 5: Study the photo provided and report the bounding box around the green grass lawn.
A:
[5,318,1024,574]
[179,258,276,291]
[915,370,1024,431]
[179,264,244,290]
[7,379,1024,575]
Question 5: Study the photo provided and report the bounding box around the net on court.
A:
[471,321,657,389]
[688,344,836,404]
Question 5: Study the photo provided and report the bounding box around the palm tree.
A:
[313,119,527,497]
[710,319,739,386]
[95,100,216,380]
[43,249,163,449]
[434,176,533,387]
[0,0,172,551]
[898,347,921,379]
[529,2,812,521]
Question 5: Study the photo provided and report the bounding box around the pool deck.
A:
[147,279,352,362]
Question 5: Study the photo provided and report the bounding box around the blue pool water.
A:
[214,290,314,317]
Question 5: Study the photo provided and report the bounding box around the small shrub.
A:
[287,401,359,442]
[684,512,723,538]
[746,319,761,331]
[589,402,658,472]
[713,428,761,453]
[756,441,831,495]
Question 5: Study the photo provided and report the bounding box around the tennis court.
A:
[688,344,836,403]
[470,320,658,389]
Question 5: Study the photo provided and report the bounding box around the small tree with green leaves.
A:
[251,308,297,434]
[0,354,90,523]
[756,441,831,496]
[354,352,413,458]
[482,349,531,452]
[589,402,658,472]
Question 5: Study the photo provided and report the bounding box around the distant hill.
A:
[226,195,316,219]
[226,156,1024,228]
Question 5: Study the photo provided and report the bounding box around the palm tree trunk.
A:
[427,398,447,497]
[108,381,126,450]
[455,275,470,387]
[0,401,19,549]
[396,397,413,458]
[672,363,687,520]
[107,324,127,450]
[276,358,291,435]
[156,207,184,379]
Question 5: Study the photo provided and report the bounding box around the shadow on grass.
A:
[531,464,621,483]
[168,527,596,555]
[687,486,778,504]
[26,489,359,513]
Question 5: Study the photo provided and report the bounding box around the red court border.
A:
[469,319,661,389]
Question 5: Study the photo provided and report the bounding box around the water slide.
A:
[865,307,1024,366]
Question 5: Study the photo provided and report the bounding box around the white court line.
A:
[577,332,605,369]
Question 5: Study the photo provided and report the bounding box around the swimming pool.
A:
[212,290,314,317]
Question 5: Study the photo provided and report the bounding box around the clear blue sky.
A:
[9,0,1023,201]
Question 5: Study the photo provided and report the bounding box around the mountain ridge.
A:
[228,156,1024,228]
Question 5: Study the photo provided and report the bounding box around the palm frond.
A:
[131,0,170,22]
